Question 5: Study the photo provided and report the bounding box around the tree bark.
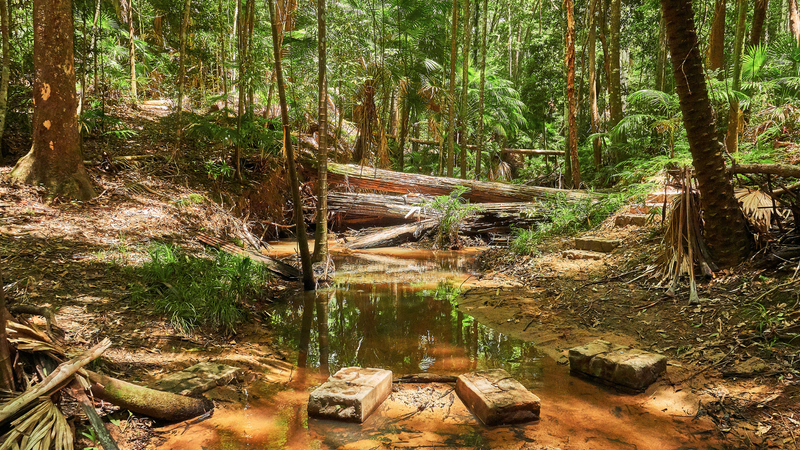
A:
[707,0,726,72]
[588,0,601,168]
[268,0,315,290]
[128,0,136,103]
[219,0,228,113]
[750,0,769,46]
[312,0,328,263]
[235,0,245,181]
[460,0,471,179]
[176,0,191,154]
[655,12,669,91]
[661,0,751,267]
[608,0,623,129]
[726,0,746,154]
[728,163,800,178]
[791,0,800,44]
[565,0,581,188]
[8,0,95,200]
[0,264,13,392]
[475,0,488,179]
[345,220,437,250]
[447,0,459,178]
[0,0,9,147]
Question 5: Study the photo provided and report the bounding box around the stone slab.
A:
[569,340,667,391]
[152,362,242,396]
[614,214,648,228]
[307,367,392,423]
[574,237,622,253]
[562,250,606,260]
[456,369,540,426]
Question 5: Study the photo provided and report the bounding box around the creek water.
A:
[158,249,726,450]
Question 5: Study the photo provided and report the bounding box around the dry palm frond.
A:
[736,188,780,237]
[6,321,65,362]
[377,122,391,169]
[488,160,512,182]
[0,400,73,450]
[657,167,716,304]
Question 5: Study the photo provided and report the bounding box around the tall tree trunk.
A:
[219,0,228,113]
[661,0,751,267]
[750,0,769,46]
[0,0,10,146]
[566,0,580,187]
[396,84,409,172]
[588,0,601,168]
[128,0,136,103]
[460,0,471,179]
[268,0,315,290]
[726,0,746,154]
[176,0,191,154]
[312,0,328,263]
[608,0,623,129]
[91,0,101,93]
[447,0,458,178]
[655,13,668,91]
[791,0,800,44]
[246,0,255,114]
[707,0,726,72]
[9,0,95,200]
[475,0,487,180]
[235,0,245,181]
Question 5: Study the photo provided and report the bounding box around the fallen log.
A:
[345,220,437,249]
[328,191,548,234]
[86,370,214,422]
[326,163,595,202]
[197,233,301,281]
[729,163,800,179]
[496,148,563,157]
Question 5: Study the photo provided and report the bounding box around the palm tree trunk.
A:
[0,0,10,144]
[235,0,244,181]
[176,0,191,154]
[791,0,800,44]
[475,0,487,180]
[268,0,315,290]
[459,0,471,179]
[707,0,726,72]
[661,0,751,268]
[447,0,458,178]
[655,13,668,91]
[608,0,622,129]
[750,0,769,46]
[219,0,228,113]
[588,0,601,169]
[128,0,136,103]
[312,0,328,263]
[566,0,580,187]
[726,0,746,154]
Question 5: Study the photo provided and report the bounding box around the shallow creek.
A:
[158,249,725,449]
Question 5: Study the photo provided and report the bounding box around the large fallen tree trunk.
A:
[328,192,548,234]
[496,148,563,157]
[326,163,594,202]
[86,370,214,422]
[345,220,437,249]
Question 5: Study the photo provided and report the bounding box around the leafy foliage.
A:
[423,186,483,248]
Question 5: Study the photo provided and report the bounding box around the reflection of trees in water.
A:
[268,283,544,381]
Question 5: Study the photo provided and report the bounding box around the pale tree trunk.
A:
[726,0,746,154]
[475,0,487,180]
[396,83,409,172]
[661,0,751,267]
[588,0,601,168]
[447,0,458,178]
[791,0,800,44]
[608,0,623,129]
[566,0,580,188]
[268,0,315,290]
[312,0,328,263]
[176,0,191,154]
[246,0,254,113]
[750,0,768,46]
[460,0,471,179]
[235,0,247,181]
[128,0,136,103]
[9,0,96,200]
[707,0,726,72]
[655,13,668,91]
[91,0,101,93]
[0,0,10,145]
[219,0,228,113]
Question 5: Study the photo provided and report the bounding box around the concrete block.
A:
[152,362,242,396]
[307,367,392,423]
[574,237,622,253]
[456,369,540,426]
[569,340,667,391]
[561,250,606,260]
[614,214,649,228]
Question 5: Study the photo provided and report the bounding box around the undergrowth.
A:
[130,244,271,335]
[511,192,626,255]
[423,186,483,249]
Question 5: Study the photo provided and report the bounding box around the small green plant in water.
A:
[423,186,483,249]
[131,244,271,335]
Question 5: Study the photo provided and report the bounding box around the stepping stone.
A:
[456,368,540,426]
[614,214,649,228]
[307,367,392,423]
[562,250,606,260]
[574,237,622,253]
[152,362,242,396]
[569,340,667,391]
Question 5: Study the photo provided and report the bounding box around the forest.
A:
[0,0,799,447]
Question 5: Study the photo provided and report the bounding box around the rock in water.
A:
[307,367,392,422]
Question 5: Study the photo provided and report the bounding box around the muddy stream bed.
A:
[156,247,725,450]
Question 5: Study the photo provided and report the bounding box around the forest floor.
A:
[0,101,798,449]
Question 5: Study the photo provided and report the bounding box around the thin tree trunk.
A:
[707,0,726,72]
[791,0,800,44]
[460,0,471,179]
[396,86,409,172]
[566,0,580,187]
[128,0,136,103]
[268,0,315,290]
[608,0,623,129]
[91,0,101,93]
[447,0,459,178]
[246,0,255,114]
[588,0,601,168]
[0,0,10,146]
[312,0,328,263]
[661,0,751,267]
[750,0,769,46]
[475,0,487,180]
[235,0,245,181]
[219,0,228,113]
[176,0,191,154]
[726,0,746,154]
[655,12,668,91]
